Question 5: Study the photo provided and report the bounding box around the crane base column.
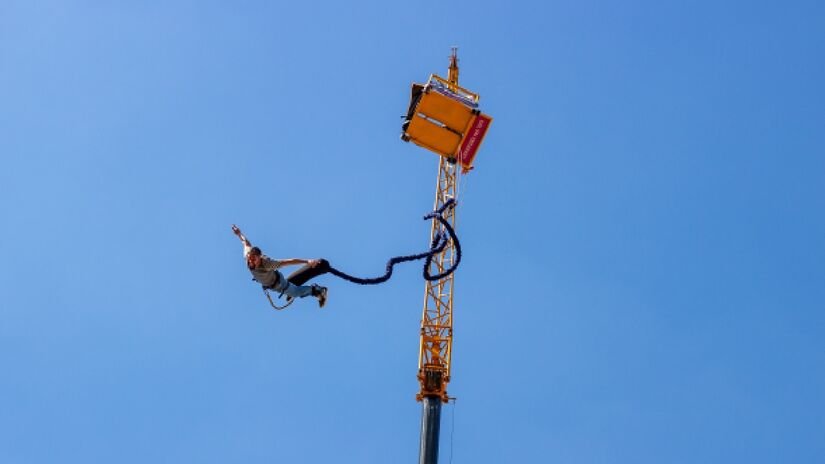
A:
[418,396,442,464]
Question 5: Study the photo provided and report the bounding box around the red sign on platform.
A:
[457,114,492,170]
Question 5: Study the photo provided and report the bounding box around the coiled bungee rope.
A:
[325,198,461,284]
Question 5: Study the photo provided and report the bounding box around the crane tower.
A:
[401,48,492,464]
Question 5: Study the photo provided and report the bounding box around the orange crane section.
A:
[402,49,492,403]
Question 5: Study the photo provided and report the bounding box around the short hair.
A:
[249,246,262,256]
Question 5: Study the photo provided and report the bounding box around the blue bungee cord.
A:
[325,198,461,284]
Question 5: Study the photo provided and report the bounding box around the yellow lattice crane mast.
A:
[401,48,492,464]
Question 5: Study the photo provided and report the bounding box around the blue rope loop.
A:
[326,199,461,285]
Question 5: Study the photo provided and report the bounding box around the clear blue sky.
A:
[2,1,824,463]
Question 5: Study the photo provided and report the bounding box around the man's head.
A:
[247,246,262,269]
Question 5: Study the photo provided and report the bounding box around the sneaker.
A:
[316,286,328,308]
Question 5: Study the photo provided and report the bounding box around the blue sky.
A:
[2,1,824,463]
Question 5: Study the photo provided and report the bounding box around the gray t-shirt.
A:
[244,244,283,287]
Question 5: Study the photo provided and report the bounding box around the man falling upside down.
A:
[232,225,328,308]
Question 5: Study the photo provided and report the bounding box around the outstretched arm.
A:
[278,258,321,268]
[232,224,252,254]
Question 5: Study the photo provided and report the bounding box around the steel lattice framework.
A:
[417,155,459,402]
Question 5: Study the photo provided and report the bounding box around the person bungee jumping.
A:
[232,225,328,308]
